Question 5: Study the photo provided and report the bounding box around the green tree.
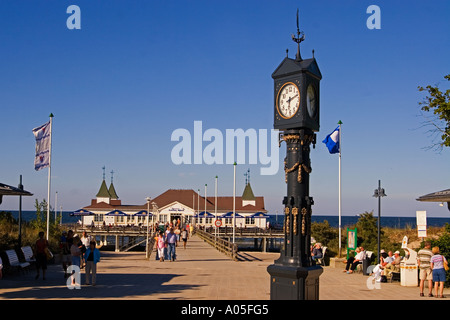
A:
[311,220,338,247]
[418,73,450,150]
[354,211,382,252]
[311,220,340,257]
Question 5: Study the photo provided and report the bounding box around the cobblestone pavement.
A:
[0,235,448,300]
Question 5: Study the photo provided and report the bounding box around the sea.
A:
[4,210,450,229]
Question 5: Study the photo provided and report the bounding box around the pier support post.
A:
[115,235,119,252]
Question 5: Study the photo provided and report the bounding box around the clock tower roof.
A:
[272,56,322,80]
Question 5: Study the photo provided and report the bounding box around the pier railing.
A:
[201,226,284,238]
[193,228,238,261]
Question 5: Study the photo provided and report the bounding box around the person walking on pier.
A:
[430,246,447,298]
[34,231,49,280]
[156,232,166,262]
[418,241,434,297]
[181,227,188,249]
[84,240,100,286]
[71,236,82,268]
[166,227,178,262]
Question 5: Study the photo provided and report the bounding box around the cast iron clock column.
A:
[267,10,323,300]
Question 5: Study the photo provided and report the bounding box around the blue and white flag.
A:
[32,121,51,171]
[322,126,340,154]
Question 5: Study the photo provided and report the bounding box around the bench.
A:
[5,249,30,273]
[21,246,36,264]
[389,271,400,282]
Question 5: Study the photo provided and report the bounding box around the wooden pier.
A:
[200,226,284,253]
[66,225,284,253]
[67,224,154,252]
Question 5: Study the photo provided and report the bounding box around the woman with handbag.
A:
[34,231,49,280]
[430,246,448,298]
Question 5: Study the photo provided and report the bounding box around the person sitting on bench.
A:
[344,247,366,274]
[384,250,401,278]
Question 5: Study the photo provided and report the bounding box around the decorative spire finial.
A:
[102,166,106,180]
[110,170,114,184]
[244,168,251,185]
[291,8,305,61]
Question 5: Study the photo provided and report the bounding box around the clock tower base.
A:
[267,264,323,300]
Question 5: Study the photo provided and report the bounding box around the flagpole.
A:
[338,120,342,257]
[233,162,236,246]
[215,176,218,240]
[46,113,54,240]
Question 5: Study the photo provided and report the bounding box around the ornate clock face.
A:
[277,82,300,119]
[306,85,316,118]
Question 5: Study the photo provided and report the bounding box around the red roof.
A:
[83,189,266,213]
[152,189,266,212]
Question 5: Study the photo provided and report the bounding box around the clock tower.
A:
[267,9,323,300]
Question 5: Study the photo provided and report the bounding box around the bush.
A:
[0,199,63,254]
[311,220,340,257]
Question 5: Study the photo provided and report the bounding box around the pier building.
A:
[79,179,268,229]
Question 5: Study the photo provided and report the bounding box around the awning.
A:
[105,210,128,216]
[416,188,450,211]
[0,182,33,205]
[221,211,244,218]
[70,209,95,216]
[133,210,153,216]
[250,212,270,218]
[194,211,215,218]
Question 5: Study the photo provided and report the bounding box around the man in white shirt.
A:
[344,247,365,274]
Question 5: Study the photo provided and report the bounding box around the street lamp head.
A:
[146,197,151,202]
[373,189,379,197]
[379,188,387,197]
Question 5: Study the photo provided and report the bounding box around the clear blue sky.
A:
[1,1,449,217]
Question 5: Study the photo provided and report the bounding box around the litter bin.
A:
[362,258,370,275]
[362,251,374,275]
[400,248,418,287]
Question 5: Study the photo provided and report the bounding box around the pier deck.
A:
[0,234,447,301]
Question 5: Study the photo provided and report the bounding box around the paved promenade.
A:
[0,235,448,300]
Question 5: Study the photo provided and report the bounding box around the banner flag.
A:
[322,126,340,154]
[32,121,51,171]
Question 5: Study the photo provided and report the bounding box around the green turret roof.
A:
[108,182,119,200]
[96,180,111,198]
[242,183,256,201]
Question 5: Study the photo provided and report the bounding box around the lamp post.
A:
[18,175,23,248]
[146,197,151,259]
[372,180,387,264]
[152,202,159,230]
[197,189,200,228]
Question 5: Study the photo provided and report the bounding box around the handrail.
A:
[200,226,283,237]
[194,228,238,261]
